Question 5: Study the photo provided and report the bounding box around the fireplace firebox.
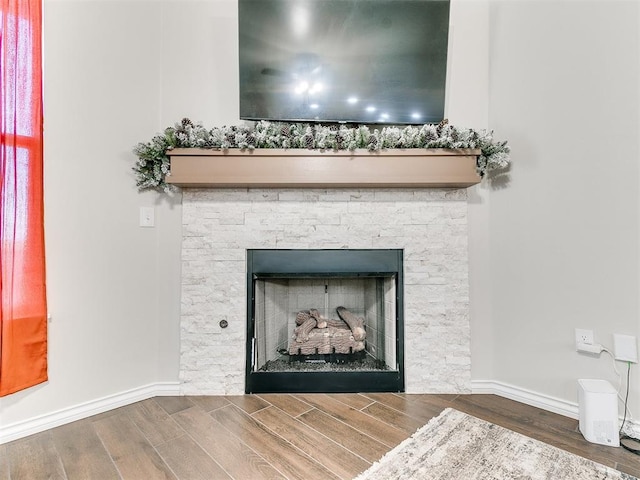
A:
[246,249,404,393]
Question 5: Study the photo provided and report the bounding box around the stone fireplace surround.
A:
[179,186,471,394]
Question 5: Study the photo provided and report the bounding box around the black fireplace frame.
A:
[245,248,405,394]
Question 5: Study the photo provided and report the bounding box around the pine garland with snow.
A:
[133,118,510,193]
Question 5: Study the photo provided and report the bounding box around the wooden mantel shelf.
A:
[166,148,481,188]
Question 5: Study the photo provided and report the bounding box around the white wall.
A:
[483,0,639,418]
[1,0,181,431]
[159,0,239,125]
[1,0,248,435]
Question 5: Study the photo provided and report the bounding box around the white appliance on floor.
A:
[578,379,620,447]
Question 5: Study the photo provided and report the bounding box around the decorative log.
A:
[325,318,350,330]
[290,328,331,355]
[296,311,311,325]
[330,330,356,354]
[336,306,366,341]
[297,309,328,328]
[294,317,317,342]
[288,323,367,355]
[309,308,328,328]
[289,307,366,355]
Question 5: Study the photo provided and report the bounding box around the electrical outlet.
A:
[575,328,594,347]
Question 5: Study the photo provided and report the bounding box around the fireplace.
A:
[246,249,404,393]
[178,187,471,395]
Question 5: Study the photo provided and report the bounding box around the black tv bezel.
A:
[237,0,451,126]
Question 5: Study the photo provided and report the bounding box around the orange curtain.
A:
[0,0,47,396]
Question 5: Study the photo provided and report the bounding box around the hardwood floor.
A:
[2,394,640,479]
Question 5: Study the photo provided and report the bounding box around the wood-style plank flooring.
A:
[2,394,640,479]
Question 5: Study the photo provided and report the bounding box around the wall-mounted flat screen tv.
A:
[238,0,451,125]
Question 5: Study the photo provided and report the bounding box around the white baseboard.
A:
[471,379,580,419]
[0,382,181,445]
[472,379,640,439]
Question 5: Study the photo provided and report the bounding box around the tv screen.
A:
[238,0,451,125]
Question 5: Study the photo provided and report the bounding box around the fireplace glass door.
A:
[246,249,404,393]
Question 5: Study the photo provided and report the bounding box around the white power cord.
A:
[576,342,605,355]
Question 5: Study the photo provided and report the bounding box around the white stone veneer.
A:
[180,188,471,394]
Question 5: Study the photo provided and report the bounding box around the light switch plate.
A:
[613,334,638,363]
[139,207,155,227]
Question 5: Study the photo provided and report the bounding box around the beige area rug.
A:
[355,408,637,480]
